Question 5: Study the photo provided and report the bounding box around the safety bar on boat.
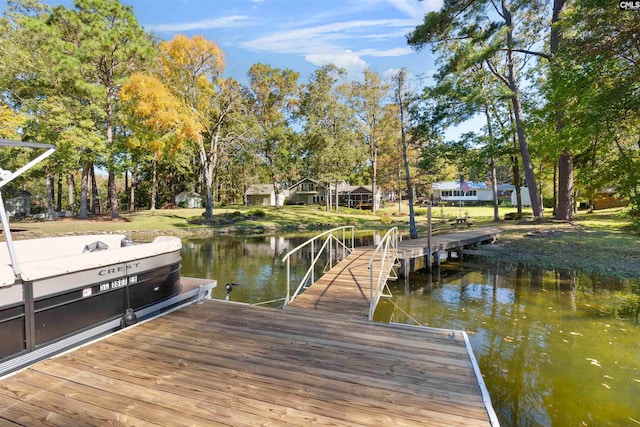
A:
[368,227,399,321]
[282,226,355,307]
[0,144,56,279]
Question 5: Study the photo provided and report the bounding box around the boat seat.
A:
[0,234,127,265]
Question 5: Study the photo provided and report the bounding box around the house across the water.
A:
[244,184,288,207]
[245,178,380,209]
[432,181,493,203]
[288,178,379,209]
[432,181,517,204]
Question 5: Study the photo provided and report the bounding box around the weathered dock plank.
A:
[0,300,493,426]
[289,248,379,317]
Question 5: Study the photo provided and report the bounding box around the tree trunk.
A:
[325,180,331,212]
[151,154,158,211]
[129,171,136,212]
[90,164,100,215]
[556,153,574,219]
[502,0,542,217]
[484,106,500,222]
[371,145,378,213]
[199,138,214,220]
[106,81,119,219]
[46,171,54,220]
[334,180,339,212]
[553,160,558,216]
[397,73,417,238]
[551,0,572,220]
[79,161,91,218]
[56,174,62,212]
[512,154,522,214]
[67,173,75,213]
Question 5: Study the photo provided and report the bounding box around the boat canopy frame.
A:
[0,139,56,281]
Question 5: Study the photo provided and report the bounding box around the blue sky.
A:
[133,0,443,84]
[5,0,482,138]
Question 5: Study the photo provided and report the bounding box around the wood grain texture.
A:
[0,300,492,426]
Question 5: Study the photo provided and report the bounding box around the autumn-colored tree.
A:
[120,73,199,209]
[159,34,225,220]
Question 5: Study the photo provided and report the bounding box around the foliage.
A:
[0,0,637,233]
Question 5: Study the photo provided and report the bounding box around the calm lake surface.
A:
[180,233,640,427]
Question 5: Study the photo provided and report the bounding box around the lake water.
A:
[180,233,640,427]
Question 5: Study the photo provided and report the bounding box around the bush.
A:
[247,209,266,218]
[379,213,392,225]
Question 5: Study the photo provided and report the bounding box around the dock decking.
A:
[290,227,501,317]
[0,300,493,426]
[397,227,501,275]
[289,248,388,317]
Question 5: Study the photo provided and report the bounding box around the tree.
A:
[345,69,391,214]
[247,63,300,209]
[50,0,153,219]
[159,34,225,220]
[298,64,362,211]
[409,0,549,217]
[120,73,198,209]
[552,0,640,212]
[392,69,418,238]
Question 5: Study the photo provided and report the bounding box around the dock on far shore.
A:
[396,226,501,276]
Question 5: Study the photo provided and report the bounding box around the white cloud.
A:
[385,0,443,19]
[146,15,250,32]
[306,51,369,76]
[241,19,420,54]
[383,67,403,79]
[357,47,413,57]
[240,19,419,78]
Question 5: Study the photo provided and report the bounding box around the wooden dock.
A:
[289,248,385,317]
[0,300,495,426]
[397,227,501,275]
[287,227,501,315]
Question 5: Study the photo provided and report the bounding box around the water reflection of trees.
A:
[383,262,640,427]
[180,232,383,306]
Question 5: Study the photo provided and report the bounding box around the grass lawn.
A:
[6,204,639,278]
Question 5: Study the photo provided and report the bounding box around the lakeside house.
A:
[244,184,288,207]
[432,181,493,202]
[245,178,380,209]
[288,178,379,209]
[432,181,516,204]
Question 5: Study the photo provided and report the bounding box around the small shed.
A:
[175,192,202,208]
[511,187,531,207]
[4,190,31,217]
[593,188,628,210]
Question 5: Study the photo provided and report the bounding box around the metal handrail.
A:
[282,226,355,307]
[368,227,399,320]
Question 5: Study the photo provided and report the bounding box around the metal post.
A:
[285,257,290,307]
[427,203,432,271]
[329,233,333,270]
[0,192,20,278]
[311,240,315,285]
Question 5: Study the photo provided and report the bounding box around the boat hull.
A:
[0,235,191,366]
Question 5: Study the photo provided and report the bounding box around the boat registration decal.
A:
[98,275,138,292]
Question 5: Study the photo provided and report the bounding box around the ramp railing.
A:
[282,226,355,307]
[368,227,399,320]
